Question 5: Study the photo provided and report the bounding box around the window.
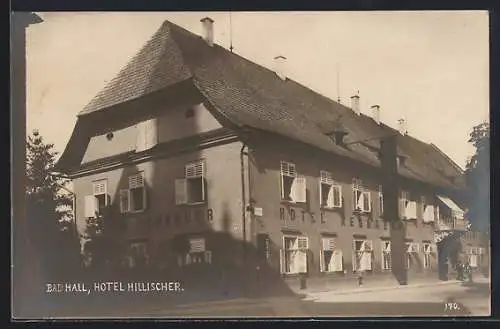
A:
[175,160,207,205]
[422,243,434,269]
[352,178,371,213]
[84,180,109,218]
[280,235,308,274]
[320,171,342,208]
[128,242,149,268]
[320,237,343,272]
[120,172,147,213]
[405,242,419,269]
[353,239,373,272]
[381,240,392,271]
[378,185,384,216]
[280,161,306,203]
[399,190,409,218]
[184,238,212,266]
[423,197,435,223]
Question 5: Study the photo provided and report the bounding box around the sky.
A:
[25,11,489,169]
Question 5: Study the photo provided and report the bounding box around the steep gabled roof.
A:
[65,20,464,190]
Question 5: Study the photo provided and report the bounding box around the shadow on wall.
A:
[59,164,295,317]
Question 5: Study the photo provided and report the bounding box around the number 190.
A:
[444,302,460,311]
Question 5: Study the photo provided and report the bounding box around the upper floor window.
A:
[280,161,306,203]
[352,178,371,213]
[320,171,342,208]
[378,185,384,216]
[120,172,147,213]
[85,179,109,218]
[175,159,207,205]
[399,190,417,219]
[422,196,436,223]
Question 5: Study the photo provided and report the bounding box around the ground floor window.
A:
[179,237,212,266]
[422,243,436,269]
[127,242,149,268]
[404,242,419,269]
[320,237,343,272]
[381,240,392,271]
[353,239,373,272]
[280,235,308,274]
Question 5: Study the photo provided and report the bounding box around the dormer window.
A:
[397,155,407,167]
[326,130,348,146]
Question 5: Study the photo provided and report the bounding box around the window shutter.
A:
[356,191,364,210]
[142,186,148,210]
[322,238,335,251]
[84,195,97,218]
[326,185,335,208]
[360,251,372,271]
[424,205,435,222]
[189,238,206,252]
[293,176,307,203]
[119,189,129,213]
[93,181,107,195]
[280,249,285,274]
[298,236,309,250]
[129,173,145,189]
[320,171,333,184]
[185,254,192,265]
[335,185,343,207]
[175,179,188,205]
[383,241,391,252]
[319,250,325,272]
[295,250,307,273]
[281,161,297,177]
[363,191,371,212]
[204,251,212,264]
[331,250,343,272]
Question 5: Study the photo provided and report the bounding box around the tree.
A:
[464,122,489,233]
[26,129,81,278]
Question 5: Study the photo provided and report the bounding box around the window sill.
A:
[320,206,343,212]
[280,200,307,207]
[121,209,146,215]
[177,202,207,207]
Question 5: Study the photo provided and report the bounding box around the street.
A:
[122,279,490,318]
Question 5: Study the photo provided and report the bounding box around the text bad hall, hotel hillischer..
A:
[46,281,183,294]
[53,16,486,281]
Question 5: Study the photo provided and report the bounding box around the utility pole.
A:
[380,134,408,285]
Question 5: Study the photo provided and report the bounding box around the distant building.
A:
[54,18,487,283]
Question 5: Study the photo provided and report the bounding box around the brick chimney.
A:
[274,55,287,80]
[371,105,380,124]
[398,118,407,135]
[200,17,214,46]
[350,94,360,115]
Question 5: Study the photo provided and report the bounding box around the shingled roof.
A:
[67,20,464,190]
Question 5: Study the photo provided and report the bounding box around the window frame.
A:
[175,160,207,205]
[280,161,306,203]
[319,171,343,208]
[281,234,309,274]
[352,178,371,213]
[353,239,373,272]
[320,237,343,273]
[122,172,147,213]
[92,179,108,215]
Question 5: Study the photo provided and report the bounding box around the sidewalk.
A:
[291,276,490,298]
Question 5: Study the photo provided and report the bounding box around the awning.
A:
[437,195,465,218]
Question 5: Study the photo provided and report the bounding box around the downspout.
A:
[240,143,247,261]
